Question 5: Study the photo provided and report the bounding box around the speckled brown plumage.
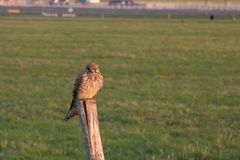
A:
[64,63,103,121]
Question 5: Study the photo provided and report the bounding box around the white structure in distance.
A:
[80,0,100,4]
[87,0,100,3]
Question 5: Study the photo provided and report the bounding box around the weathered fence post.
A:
[76,99,105,160]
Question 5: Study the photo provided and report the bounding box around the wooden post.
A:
[76,100,91,160]
[76,99,105,160]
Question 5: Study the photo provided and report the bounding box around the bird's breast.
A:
[78,74,103,100]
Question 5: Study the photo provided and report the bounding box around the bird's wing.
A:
[65,71,87,121]
[72,71,88,98]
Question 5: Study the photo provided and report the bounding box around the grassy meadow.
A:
[0,17,240,159]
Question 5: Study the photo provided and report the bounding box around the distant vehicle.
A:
[109,0,134,6]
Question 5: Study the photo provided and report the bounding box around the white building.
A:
[86,0,100,3]
[80,0,100,4]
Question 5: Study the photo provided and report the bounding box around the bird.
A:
[64,63,104,121]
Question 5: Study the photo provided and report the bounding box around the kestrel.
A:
[64,63,104,121]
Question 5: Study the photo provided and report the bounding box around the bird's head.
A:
[86,63,100,73]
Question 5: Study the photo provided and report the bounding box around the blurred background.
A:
[0,0,240,9]
[1,0,240,18]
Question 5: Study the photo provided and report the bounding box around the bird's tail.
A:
[64,98,78,121]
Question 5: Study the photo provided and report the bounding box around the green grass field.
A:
[0,17,240,160]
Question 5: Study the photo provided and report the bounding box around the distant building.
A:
[109,0,134,6]
[88,0,100,3]
[80,0,100,4]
